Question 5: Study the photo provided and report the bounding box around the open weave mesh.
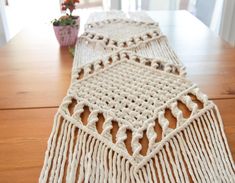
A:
[85,19,160,41]
[40,11,235,183]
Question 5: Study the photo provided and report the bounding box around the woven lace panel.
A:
[73,38,113,67]
[75,18,184,73]
[72,55,190,129]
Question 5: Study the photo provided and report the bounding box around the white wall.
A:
[111,0,121,9]
[0,1,7,46]
[220,0,235,46]
[142,0,180,10]
[0,20,6,46]
[195,0,216,26]
[0,14,5,38]
[0,15,3,34]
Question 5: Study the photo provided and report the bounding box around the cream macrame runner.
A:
[40,12,235,183]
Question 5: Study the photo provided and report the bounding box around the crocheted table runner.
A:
[40,12,235,183]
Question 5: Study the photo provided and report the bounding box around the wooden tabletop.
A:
[0,10,234,182]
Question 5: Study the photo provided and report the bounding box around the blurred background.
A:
[0,0,234,47]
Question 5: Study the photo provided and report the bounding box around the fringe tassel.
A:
[40,106,234,182]
[139,107,235,183]
[40,113,137,183]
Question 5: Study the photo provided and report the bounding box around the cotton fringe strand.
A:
[39,104,235,183]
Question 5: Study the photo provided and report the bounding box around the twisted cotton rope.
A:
[39,11,235,183]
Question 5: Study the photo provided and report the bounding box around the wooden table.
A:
[0,10,234,182]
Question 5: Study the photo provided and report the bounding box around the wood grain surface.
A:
[0,10,234,182]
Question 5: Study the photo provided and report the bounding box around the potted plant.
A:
[52,0,80,46]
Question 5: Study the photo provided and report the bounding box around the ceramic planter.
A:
[53,17,80,46]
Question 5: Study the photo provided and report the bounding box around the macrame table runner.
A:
[40,12,235,183]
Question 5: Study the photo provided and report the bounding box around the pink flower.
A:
[61,0,80,16]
